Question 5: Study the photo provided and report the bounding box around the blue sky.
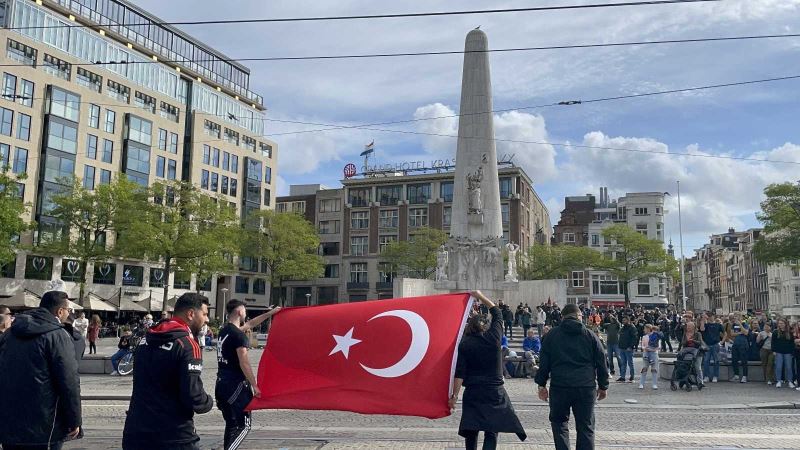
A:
[135,0,800,255]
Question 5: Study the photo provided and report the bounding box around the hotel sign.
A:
[346,153,516,177]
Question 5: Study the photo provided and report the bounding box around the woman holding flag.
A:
[450,290,526,450]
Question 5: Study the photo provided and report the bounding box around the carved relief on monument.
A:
[466,166,484,215]
[505,242,520,282]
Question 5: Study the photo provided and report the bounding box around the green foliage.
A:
[382,227,448,279]
[518,244,602,280]
[754,182,800,264]
[599,224,678,305]
[0,171,30,264]
[115,181,242,309]
[240,210,323,304]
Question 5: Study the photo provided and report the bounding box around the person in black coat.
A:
[450,290,526,450]
[535,304,609,450]
[0,291,82,449]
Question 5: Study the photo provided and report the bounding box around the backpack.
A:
[648,332,659,349]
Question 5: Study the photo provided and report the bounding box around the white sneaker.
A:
[790,382,796,389]
[767,381,773,386]
[638,384,644,389]
[740,376,747,383]
[703,377,709,383]
[712,377,718,383]
[652,385,659,390]
[731,375,740,382]
[110,370,119,376]
[776,381,783,388]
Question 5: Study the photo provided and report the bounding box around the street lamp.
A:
[221,287,229,321]
[305,293,311,306]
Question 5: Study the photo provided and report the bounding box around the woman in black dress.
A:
[449,290,527,450]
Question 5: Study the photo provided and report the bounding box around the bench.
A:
[80,355,114,375]
[659,359,765,381]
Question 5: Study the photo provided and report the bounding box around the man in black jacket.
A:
[122,293,213,450]
[535,304,608,450]
[0,291,82,450]
[617,316,639,383]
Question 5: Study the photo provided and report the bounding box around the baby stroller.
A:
[670,346,704,392]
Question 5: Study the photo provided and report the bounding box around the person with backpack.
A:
[638,325,660,390]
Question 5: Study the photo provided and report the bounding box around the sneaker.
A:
[628,378,635,383]
[776,381,783,388]
[740,376,747,383]
[610,371,616,376]
[795,387,800,392]
[712,377,718,383]
[638,384,644,389]
[730,375,740,382]
[790,382,796,389]
[616,377,626,383]
[703,377,709,383]
[767,381,773,385]
[652,385,658,390]
[110,370,119,376]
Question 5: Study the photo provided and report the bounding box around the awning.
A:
[117,297,148,312]
[83,295,117,312]
[2,290,83,310]
[591,300,626,307]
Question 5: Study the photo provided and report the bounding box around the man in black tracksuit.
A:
[122,293,213,450]
[535,304,609,450]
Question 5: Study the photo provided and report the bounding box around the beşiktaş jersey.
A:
[216,322,249,380]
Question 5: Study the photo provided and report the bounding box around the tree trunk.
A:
[624,279,631,308]
[162,257,171,314]
[79,258,89,307]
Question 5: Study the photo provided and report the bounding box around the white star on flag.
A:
[328,327,362,359]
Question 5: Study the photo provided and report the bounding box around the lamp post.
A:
[677,181,687,312]
[305,292,311,306]
[221,287,229,321]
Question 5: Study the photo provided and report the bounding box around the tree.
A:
[754,182,800,264]
[599,224,678,307]
[240,210,323,306]
[382,227,448,279]
[0,171,30,267]
[39,176,146,303]
[115,181,242,311]
[518,244,602,280]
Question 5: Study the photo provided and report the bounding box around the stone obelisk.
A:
[438,28,508,293]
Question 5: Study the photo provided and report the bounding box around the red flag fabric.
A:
[246,293,473,419]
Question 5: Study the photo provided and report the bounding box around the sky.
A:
[135,0,800,256]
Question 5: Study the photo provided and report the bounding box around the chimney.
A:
[728,228,735,234]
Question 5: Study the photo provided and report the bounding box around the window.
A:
[656,207,662,215]
[127,115,152,145]
[2,73,16,100]
[260,142,272,158]
[224,128,239,145]
[319,198,341,212]
[159,102,179,122]
[253,279,267,295]
[210,172,218,192]
[380,235,397,253]
[591,274,620,295]
[88,104,100,128]
[202,145,210,164]
[157,129,167,150]
[19,80,33,107]
[501,203,510,226]
[563,232,576,243]
[155,156,165,178]
[230,155,239,173]
[351,211,369,229]
[634,207,648,216]
[350,262,368,283]
[351,236,368,256]
[16,113,30,141]
[443,206,452,227]
[409,208,428,227]
[12,148,27,174]
[220,175,229,195]
[379,209,398,228]
[102,139,113,163]
[638,280,651,296]
[441,181,454,202]
[83,165,95,189]
[43,54,71,80]
[92,263,116,285]
[636,223,648,236]
[105,110,116,133]
[99,169,111,185]
[167,159,177,180]
[24,255,52,279]
[106,80,130,103]
[319,220,341,234]
[125,147,150,185]
[173,272,191,290]
[795,286,800,305]
[0,143,7,168]
[230,179,238,197]
[169,133,178,154]
[265,166,272,184]
[222,152,230,171]
[408,183,431,204]
[0,107,12,136]
[76,67,101,92]
[379,263,396,284]
[201,170,209,189]
[572,271,584,288]
[324,264,340,278]
[49,87,79,121]
[6,39,36,67]
[84,134,97,160]
[235,276,249,294]
[204,120,221,138]
[591,234,600,246]
[134,91,156,113]
[499,178,513,199]
[320,242,340,256]
[47,121,78,154]
[348,188,370,207]
[212,147,220,167]
[377,185,401,206]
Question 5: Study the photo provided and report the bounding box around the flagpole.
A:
[677,180,687,312]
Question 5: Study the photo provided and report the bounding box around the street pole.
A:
[677,181,687,312]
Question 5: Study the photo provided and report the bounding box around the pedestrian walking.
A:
[0,291,82,449]
[122,293,214,450]
[617,316,638,383]
[450,290,526,450]
[700,313,723,383]
[772,318,795,388]
[215,300,282,450]
[535,304,608,450]
[757,323,775,385]
[87,314,101,354]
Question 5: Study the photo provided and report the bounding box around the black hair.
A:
[0,305,10,315]
[226,299,247,315]
[173,293,209,315]
[465,314,489,336]
[40,291,69,315]
[562,303,580,318]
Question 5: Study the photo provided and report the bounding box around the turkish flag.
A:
[246,293,474,419]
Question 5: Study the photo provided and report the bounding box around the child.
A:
[639,324,660,390]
